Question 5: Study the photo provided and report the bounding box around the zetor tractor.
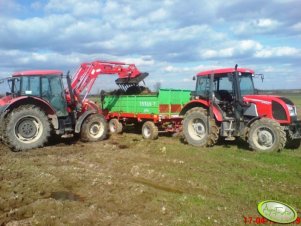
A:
[0,61,147,151]
[181,65,301,152]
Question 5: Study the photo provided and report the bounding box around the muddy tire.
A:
[80,114,108,142]
[248,118,286,152]
[183,107,219,147]
[109,118,123,134]
[142,121,158,140]
[3,105,50,151]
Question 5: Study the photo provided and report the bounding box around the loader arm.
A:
[70,60,147,101]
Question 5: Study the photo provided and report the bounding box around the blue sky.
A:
[0,0,300,92]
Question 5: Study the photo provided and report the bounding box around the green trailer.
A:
[102,89,191,139]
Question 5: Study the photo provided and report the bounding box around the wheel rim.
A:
[252,126,275,150]
[187,118,206,141]
[89,122,104,139]
[143,126,151,138]
[15,116,43,144]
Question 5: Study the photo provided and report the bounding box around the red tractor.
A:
[181,65,301,152]
[0,61,147,151]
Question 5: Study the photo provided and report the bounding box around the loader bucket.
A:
[115,72,149,85]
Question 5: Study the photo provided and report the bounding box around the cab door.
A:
[41,76,68,117]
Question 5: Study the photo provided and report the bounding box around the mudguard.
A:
[75,110,97,133]
[179,100,223,122]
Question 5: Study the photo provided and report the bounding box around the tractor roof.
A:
[197,68,254,77]
[12,70,63,77]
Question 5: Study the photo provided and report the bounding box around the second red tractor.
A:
[181,65,301,152]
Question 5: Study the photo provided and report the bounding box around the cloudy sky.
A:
[0,0,300,92]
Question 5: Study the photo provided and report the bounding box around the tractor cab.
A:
[10,70,68,117]
[194,68,255,119]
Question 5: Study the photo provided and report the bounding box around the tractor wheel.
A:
[4,105,50,151]
[142,121,158,140]
[248,118,286,152]
[183,107,219,147]
[285,132,301,149]
[109,118,123,134]
[80,114,108,142]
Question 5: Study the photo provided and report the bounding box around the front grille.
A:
[272,101,287,121]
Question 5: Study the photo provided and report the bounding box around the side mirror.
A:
[192,76,196,81]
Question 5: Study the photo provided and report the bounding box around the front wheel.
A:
[183,107,219,147]
[248,118,286,152]
[80,114,108,142]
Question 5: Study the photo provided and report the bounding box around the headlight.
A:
[286,104,297,116]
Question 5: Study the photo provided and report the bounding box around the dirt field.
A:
[0,131,300,226]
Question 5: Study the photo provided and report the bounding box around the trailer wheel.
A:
[248,118,286,152]
[183,107,219,147]
[109,118,123,134]
[142,121,158,140]
[4,105,50,151]
[81,114,108,142]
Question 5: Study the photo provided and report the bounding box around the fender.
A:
[75,110,97,133]
[179,100,223,122]
[0,96,59,129]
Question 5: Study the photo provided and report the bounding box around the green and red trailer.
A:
[101,89,191,139]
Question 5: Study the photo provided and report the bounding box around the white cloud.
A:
[255,47,301,58]
[149,8,168,22]
[45,0,103,16]
[200,40,262,59]
[291,22,301,32]
[234,18,281,35]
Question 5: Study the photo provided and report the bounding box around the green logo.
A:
[258,200,298,224]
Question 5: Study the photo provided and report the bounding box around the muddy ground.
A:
[0,132,300,226]
[0,135,172,225]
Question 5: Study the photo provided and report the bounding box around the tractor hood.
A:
[243,94,296,124]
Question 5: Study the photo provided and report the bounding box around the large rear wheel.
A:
[248,118,286,152]
[4,105,50,151]
[80,114,108,142]
[183,107,219,147]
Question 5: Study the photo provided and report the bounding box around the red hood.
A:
[243,94,294,105]
[243,94,294,124]
[244,94,279,104]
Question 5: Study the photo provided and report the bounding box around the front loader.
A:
[0,61,148,151]
[181,65,301,152]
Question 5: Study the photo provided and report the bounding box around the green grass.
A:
[147,141,301,226]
